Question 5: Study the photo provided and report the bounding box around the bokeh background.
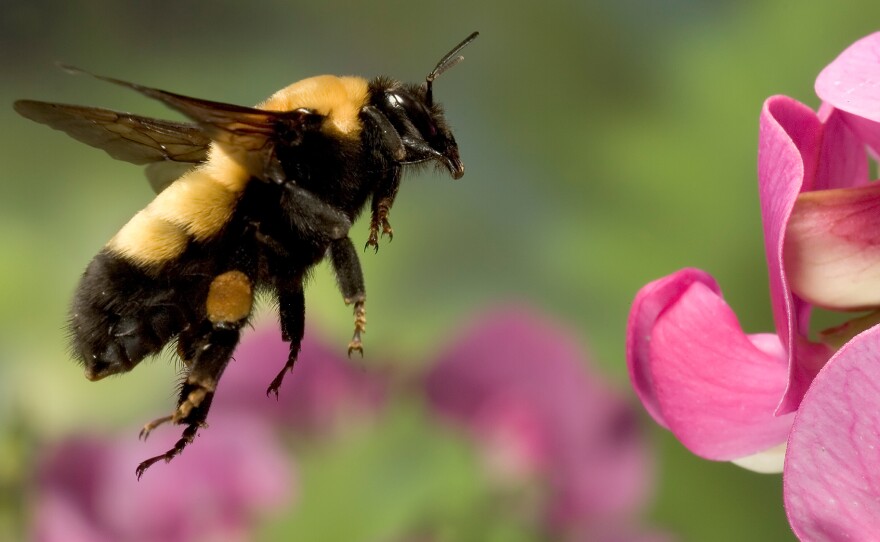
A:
[3,1,880,540]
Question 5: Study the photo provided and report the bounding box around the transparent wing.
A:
[56,66,324,184]
[13,100,210,165]
[14,100,209,193]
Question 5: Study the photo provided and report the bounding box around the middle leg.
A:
[266,276,306,398]
[329,237,367,356]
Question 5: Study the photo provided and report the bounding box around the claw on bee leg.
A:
[135,421,202,480]
[347,298,366,357]
[139,415,173,441]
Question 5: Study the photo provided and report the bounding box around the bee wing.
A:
[13,100,209,193]
[59,66,323,184]
[144,161,199,193]
[13,101,210,165]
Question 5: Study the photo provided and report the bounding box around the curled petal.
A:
[785,184,880,310]
[647,274,793,460]
[815,32,880,124]
[784,324,880,540]
[626,268,720,428]
[759,95,825,413]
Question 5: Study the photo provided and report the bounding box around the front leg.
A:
[361,105,403,253]
[367,166,401,253]
[329,237,366,356]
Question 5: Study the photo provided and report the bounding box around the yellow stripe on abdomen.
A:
[107,152,249,266]
[107,209,190,265]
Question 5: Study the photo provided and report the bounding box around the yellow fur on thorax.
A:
[260,75,369,136]
[107,75,370,266]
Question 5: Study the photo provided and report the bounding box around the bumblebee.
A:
[14,31,478,477]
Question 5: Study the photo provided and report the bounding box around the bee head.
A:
[369,32,478,180]
[379,84,463,178]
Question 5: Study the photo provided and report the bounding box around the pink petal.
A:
[784,324,880,539]
[758,95,826,413]
[785,183,880,309]
[648,276,793,460]
[814,105,871,191]
[836,111,880,159]
[626,268,720,428]
[815,32,880,124]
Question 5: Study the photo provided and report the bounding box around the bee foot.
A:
[267,361,295,399]
[346,298,366,357]
[135,421,200,480]
[381,219,393,241]
[365,230,380,253]
[139,415,173,441]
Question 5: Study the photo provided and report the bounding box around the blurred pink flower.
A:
[33,415,292,542]
[213,321,385,431]
[627,32,880,537]
[425,307,655,538]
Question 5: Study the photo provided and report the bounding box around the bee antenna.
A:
[425,31,479,106]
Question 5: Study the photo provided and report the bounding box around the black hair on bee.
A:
[13,31,478,478]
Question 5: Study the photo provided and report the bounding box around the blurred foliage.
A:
[3,0,880,540]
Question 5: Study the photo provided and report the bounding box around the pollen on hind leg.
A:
[206,270,254,326]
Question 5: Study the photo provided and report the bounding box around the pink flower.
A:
[627,269,796,464]
[784,325,880,539]
[627,32,880,536]
[212,321,385,432]
[425,307,655,539]
[33,415,292,542]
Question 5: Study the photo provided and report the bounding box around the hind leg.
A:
[135,269,254,478]
[69,250,186,381]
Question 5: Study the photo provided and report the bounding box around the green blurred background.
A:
[3,1,880,540]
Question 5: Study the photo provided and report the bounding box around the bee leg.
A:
[362,105,406,161]
[134,325,205,442]
[267,278,306,398]
[138,414,173,440]
[367,183,399,252]
[329,237,367,356]
[135,270,253,479]
[135,332,228,479]
[282,182,352,242]
[362,106,403,252]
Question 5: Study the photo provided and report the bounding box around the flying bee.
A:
[14,31,478,478]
